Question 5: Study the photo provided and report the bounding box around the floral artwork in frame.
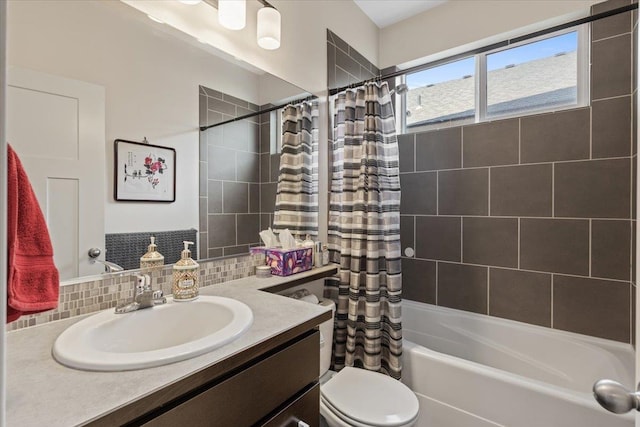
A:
[114,139,176,202]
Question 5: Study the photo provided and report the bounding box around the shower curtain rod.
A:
[199,94,317,131]
[328,2,638,96]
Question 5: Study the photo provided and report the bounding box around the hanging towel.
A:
[6,144,60,323]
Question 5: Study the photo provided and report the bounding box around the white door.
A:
[6,68,105,280]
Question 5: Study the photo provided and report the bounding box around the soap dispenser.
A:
[172,241,199,301]
[140,236,164,272]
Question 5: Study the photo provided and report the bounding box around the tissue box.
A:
[265,247,313,276]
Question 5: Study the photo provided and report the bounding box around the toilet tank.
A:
[319,299,335,376]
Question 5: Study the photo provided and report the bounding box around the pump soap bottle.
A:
[140,236,164,272]
[172,241,199,301]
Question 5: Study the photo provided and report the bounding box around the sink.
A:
[52,296,253,371]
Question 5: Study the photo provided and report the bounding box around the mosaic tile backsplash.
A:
[7,254,265,331]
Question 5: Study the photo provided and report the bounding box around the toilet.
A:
[317,300,420,427]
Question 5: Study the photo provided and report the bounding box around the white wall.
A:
[7,0,262,235]
[379,0,599,69]
[121,0,379,96]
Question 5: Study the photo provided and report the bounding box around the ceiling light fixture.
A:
[218,0,246,30]
[257,3,281,50]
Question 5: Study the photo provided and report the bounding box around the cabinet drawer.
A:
[261,384,320,427]
[142,331,319,427]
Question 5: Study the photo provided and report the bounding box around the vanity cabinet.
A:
[95,329,320,427]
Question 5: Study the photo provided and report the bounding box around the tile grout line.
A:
[460,217,464,264]
[487,267,491,315]
[408,213,628,221]
[589,219,593,277]
[551,274,554,328]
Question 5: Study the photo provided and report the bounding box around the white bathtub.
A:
[401,301,635,427]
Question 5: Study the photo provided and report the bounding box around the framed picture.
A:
[114,139,176,202]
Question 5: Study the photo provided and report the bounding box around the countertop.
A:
[6,265,337,427]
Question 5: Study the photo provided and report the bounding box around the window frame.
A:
[402,23,589,133]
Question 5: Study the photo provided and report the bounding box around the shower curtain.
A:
[327,82,403,379]
[273,101,319,237]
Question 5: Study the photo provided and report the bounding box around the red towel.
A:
[6,144,60,323]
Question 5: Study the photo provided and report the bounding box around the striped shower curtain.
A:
[327,82,403,379]
[273,101,319,237]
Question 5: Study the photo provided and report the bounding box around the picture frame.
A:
[114,139,176,202]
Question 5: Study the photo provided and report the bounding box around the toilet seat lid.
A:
[321,367,419,427]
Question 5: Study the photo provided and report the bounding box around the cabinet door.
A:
[142,331,319,427]
[261,385,320,427]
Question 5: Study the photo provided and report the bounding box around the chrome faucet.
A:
[92,259,124,273]
[115,274,167,314]
[87,248,124,273]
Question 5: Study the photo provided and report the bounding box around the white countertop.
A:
[6,265,337,427]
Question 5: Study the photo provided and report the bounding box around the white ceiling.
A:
[353,0,447,28]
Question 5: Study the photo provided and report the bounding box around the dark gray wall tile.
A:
[592,34,632,100]
[205,124,222,146]
[463,119,519,167]
[199,95,207,128]
[208,248,224,258]
[260,183,277,214]
[402,258,436,304]
[400,172,437,214]
[237,214,260,245]
[335,48,362,79]
[520,108,590,163]
[199,231,208,259]
[520,219,589,275]
[207,180,223,213]
[261,213,272,231]
[592,96,632,158]
[223,182,248,213]
[223,120,249,151]
[554,159,630,218]
[199,162,207,197]
[201,86,222,99]
[489,268,551,327]
[553,275,630,342]
[222,93,249,108]
[270,154,280,183]
[438,168,488,215]
[398,133,415,173]
[249,184,260,214]
[260,154,270,183]
[634,221,637,285]
[208,215,236,247]
[400,215,415,253]
[208,146,236,181]
[247,122,260,153]
[207,110,224,128]
[592,11,633,41]
[415,216,461,261]
[260,122,271,154]
[208,98,237,116]
[224,245,250,256]
[327,43,337,89]
[592,0,631,14]
[592,220,631,280]
[463,217,518,267]
[237,151,260,183]
[415,128,462,171]
[438,262,488,314]
[328,30,350,55]
[199,198,207,231]
[491,164,552,217]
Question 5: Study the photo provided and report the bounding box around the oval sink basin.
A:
[52,296,253,371]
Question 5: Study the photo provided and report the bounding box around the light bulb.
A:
[257,6,281,50]
[218,0,246,31]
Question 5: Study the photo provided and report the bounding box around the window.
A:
[402,25,588,132]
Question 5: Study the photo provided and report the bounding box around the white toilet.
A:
[317,300,420,427]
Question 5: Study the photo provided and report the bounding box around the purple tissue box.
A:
[265,247,313,276]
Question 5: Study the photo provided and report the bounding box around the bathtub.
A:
[401,301,635,427]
